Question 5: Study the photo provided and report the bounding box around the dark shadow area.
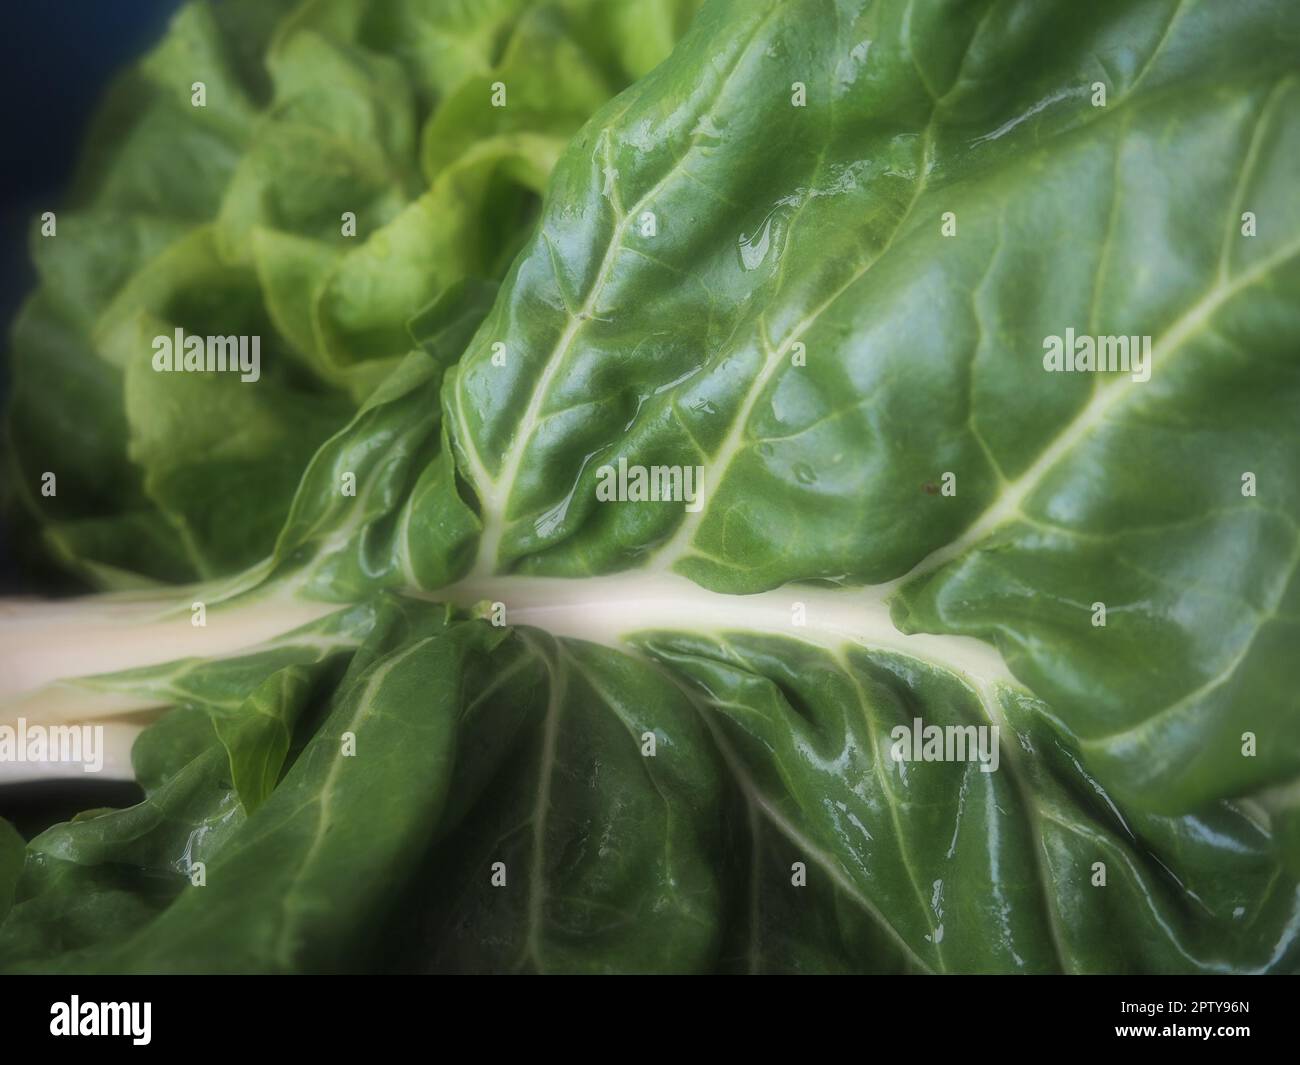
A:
[0,777,145,839]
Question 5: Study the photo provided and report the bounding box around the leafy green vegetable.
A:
[1,0,1297,974]
[3,0,697,586]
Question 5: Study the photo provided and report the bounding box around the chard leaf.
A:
[638,628,1299,973]
[3,295,194,586]
[0,708,241,968]
[393,633,726,974]
[3,0,695,587]
[254,350,473,600]
[418,5,616,187]
[443,0,1300,812]
[74,601,505,974]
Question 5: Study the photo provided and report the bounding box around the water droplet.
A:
[691,114,724,140]
[793,463,817,485]
[738,210,778,271]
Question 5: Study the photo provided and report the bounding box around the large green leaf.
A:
[639,626,1298,973]
[390,632,725,974]
[442,0,1300,813]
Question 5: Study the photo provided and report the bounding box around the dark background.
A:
[0,2,184,827]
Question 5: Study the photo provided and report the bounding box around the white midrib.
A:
[437,572,1017,691]
[0,570,1018,789]
[0,592,337,706]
